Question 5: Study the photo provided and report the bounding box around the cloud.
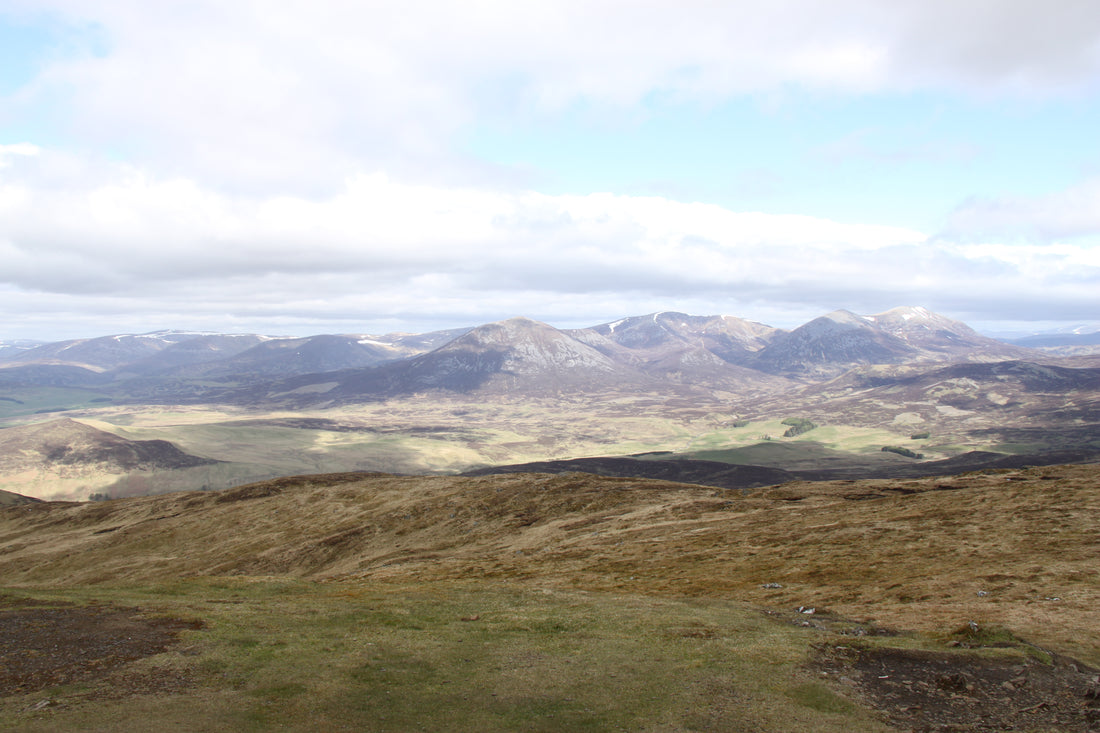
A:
[0,142,40,156]
[815,128,982,166]
[886,0,1100,94]
[943,178,1100,242]
[0,152,1097,338]
[7,1,1099,193]
[0,143,40,171]
[2,2,1098,337]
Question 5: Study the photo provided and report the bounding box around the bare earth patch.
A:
[815,642,1100,732]
[0,594,201,700]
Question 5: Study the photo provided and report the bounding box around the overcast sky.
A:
[1,1,1099,340]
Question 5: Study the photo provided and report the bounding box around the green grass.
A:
[684,440,859,467]
[990,442,1049,455]
[1,579,892,732]
[785,681,857,714]
[0,387,114,421]
[939,622,1054,665]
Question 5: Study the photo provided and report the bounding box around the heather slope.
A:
[3,465,1097,665]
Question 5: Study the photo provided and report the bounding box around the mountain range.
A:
[2,309,1098,730]
[0,307,1047,405]
[4,304,1098,504]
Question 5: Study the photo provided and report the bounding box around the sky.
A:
[1,0,1099,341]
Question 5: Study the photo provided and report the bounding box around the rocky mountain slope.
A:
[269,317,649,402]
[580,311,778,362]
[866,305,1024,356]
[210,305,1037,405]
[747,307,1035,378]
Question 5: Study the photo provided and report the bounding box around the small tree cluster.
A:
[781,418,817,437]
[882,446,923,459]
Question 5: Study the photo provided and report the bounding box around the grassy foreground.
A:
[1,579,889,732]
[2,464,1098,731]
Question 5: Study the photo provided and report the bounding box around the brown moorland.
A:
[1,465,1098,731]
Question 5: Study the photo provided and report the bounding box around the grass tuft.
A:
[786,681,857,714]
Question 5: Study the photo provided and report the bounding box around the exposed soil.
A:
[815,642,1100,732]
[0,594,201,700]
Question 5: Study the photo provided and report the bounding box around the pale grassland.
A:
[6,393,1000,501]
[85,402,927,473]
[679,421,924,456]
[74,399,731,478]
[0,472,118,502]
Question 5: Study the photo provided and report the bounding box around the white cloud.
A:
[7,1,1099,192]
[0,142,40,157]
[0,143,41,174]
[0,152,1096,338]
[944,178,1100,242]
[2,2,1098,337]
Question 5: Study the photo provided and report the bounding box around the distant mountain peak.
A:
[820,309,872,327]
[869,306,968,332]
[880,305,934,320]
[444,317,618,377]
[452,317,562,348]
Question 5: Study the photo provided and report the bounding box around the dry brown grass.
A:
[2,464,1097,666]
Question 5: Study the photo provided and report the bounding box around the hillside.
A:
[749,359,1100,458]
[0,418,219,500]
[272,317,648,401]
[866,305,1032,358]
[0,418,216,473]
[0,488,40,506]
[1,465,1097,731]
[3,466,1097,661]
[461,446,1094,487]
[580,311,778,363]
[748,308,1036,378]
